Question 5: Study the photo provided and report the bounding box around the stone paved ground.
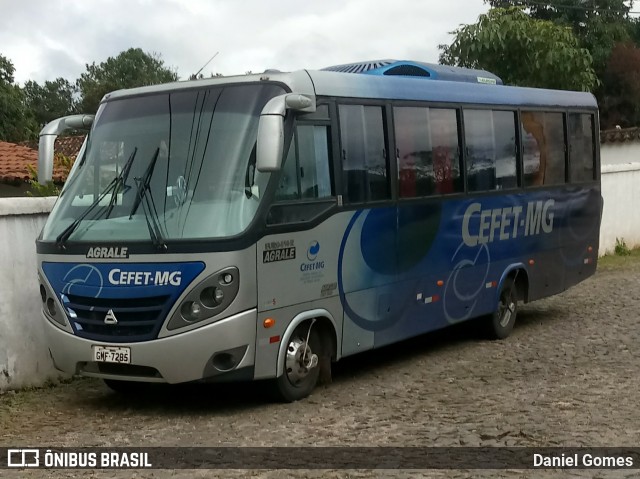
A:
[1,256,639,478]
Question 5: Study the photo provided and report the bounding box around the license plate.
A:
[93,345,131,364]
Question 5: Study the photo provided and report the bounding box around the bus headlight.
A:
[181,301,203,322]
[39,273,66,327]
[200,286,224,307]
[167,266,239,330]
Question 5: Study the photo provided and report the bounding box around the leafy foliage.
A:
[615,237,631,256]
[77,48,179,114]
[486,0,632,69]
[26,153,74,197]
[600,41,640,128]
[0,55,38,142]
[440,7,598,91]
[23,78,78,128]
[486,1,640,126]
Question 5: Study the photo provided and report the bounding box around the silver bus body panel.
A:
[42,307,256,384]
[256,209,402,363]
[101,70,316,103]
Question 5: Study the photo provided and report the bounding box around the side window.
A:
[275,124,332,201]
[394,106,462,198]
[521,112,566,187]
[569,113,595,182]
[298,125,332,198]
[276,140,300,200]
[464,109,517,192]
[339,104,390,203]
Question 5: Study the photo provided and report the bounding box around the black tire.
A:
[271,322,323,402]
[485,277,518,340]
[103,379,149,394]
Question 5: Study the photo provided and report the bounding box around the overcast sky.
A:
[1,0,490,85]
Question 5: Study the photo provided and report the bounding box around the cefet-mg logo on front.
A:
[42,262,205,300]
[107,269,182,286]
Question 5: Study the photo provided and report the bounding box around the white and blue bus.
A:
[36,60,601,401]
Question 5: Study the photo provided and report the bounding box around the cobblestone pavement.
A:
[1,258,639,479]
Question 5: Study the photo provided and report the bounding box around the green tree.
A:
[440,7,597,91]
[486,0,632,71]
[600,41,640,128]
[23,78,78,128]
[0,54,38,142]
[485,1,636,124]
[77,48,179,113]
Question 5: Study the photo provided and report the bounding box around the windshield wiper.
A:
[56,148,138,249]
[129,147,167,251]
[105,147,137,218]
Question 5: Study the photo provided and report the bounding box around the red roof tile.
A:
[0,140,71,184]
[0,142,39,183]
[55,135,86,160]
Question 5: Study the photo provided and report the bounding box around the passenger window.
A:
[464,109,517,192]
[275,125,332,201]
[521,112,566,187]
[339,104,390,203]
[394,106,462,198]
[569,113,595,182]
[276,141,300,200]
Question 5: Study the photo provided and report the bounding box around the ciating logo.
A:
[62,264,104,298]
[104,309,118,325]
[7,449,39,468]
[307,241,320,261]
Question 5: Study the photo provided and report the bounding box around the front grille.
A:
[62,293,171,343]
[96,363,161,378]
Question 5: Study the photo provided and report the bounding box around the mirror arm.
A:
[37,115,94,185]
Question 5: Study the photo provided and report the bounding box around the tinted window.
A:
[521,112,566,187]
[339,105,389,202]
[569,113,595,182]
[275,125,332,201]
[464,110,517,191]
[394,107,461,198]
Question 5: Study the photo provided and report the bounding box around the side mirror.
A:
[256,94,315,172]
[38,114,94,184]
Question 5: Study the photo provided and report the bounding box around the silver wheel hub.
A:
[499,300,516,328]
[285,337,318,385]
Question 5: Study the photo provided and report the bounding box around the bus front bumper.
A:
[43,309,257,384]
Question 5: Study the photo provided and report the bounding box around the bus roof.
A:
[103,68,597,111]
[306,70,597,110]
[322,59,504,85]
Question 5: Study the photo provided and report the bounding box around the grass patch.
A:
[598,245,640,269]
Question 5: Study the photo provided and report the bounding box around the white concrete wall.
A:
[599,163,640,255]
[601,141,640,165]
[0,196,65,391]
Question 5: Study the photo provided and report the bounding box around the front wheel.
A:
[271,322,323,402]
[485,277,518,340]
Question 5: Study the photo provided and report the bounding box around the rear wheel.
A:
[485,277,518,339]
[272,322,323,402]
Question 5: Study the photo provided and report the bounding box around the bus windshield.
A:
[41,83,286,243]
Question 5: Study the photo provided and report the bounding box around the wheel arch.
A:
[276,309,338,378]
[497,263,530,305]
